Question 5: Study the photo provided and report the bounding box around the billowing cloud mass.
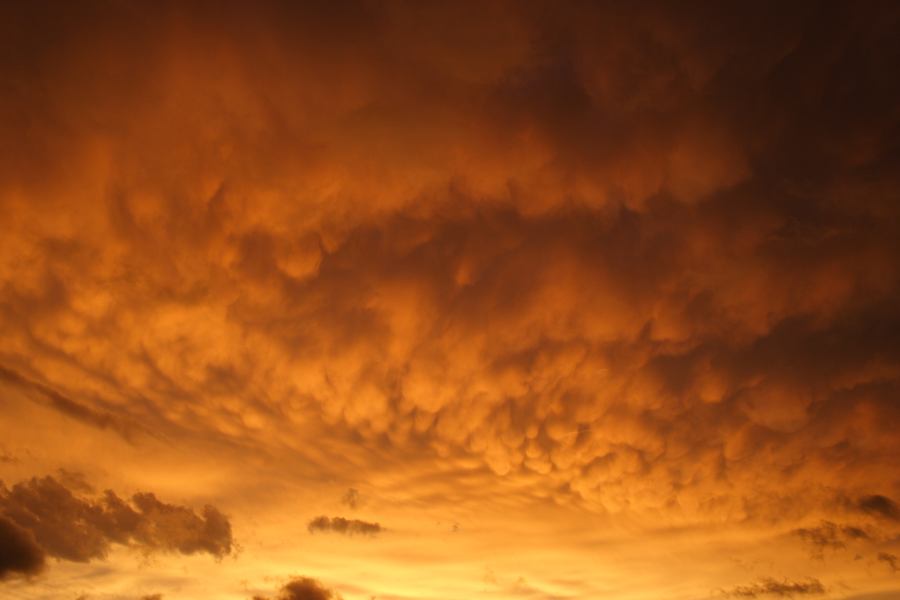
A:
[340,489,360,510]
[0,476,233,564]
[0,1,899,599]
[307,516,382,537]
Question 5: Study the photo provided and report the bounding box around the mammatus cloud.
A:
[0,515,45,579]
[0,1,896,528]
[0,475,233,566]
[253,577,342,600]
[722,578,825,598]
[307,516,382,537]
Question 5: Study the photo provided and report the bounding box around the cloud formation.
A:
[877,553,898,572]
[253,577,342,600]
[0,1,899,598]
[723,578,826,598]
[307,516,382,537]
[857,495,900,522]
[0,475,233,564]
[0,516,45,579]
[0,0,896,530]
[793,521,870,558]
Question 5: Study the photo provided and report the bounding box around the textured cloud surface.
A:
[1,1,899,599]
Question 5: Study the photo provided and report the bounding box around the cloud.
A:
[0,515,45,579]
[793,521,870,558]
[877,553,898,572]
[0,365,134,440]
[340,489,360,510]
[307,516,382,537]
[857,495,900,521]
[253,576,342,600]
[0,0,896,531]
[0,475,233,563]
[723,577,826,598]
[0,1,900,598]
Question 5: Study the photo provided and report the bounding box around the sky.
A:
[0,1,899,599]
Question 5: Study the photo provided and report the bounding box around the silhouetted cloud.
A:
[723,577,826,598]
[0,475,233,563]
[0,515,45,579]
[307,516,381,537]
[253,576,342,600]
[858,495,900,521]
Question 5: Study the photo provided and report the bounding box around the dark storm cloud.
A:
[253,576,342,600]
[307,516,382,537]
[0,476,233,563]
[0,515,45,579]
[723,577,826,598]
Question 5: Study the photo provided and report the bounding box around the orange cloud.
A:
[1,1,900,599]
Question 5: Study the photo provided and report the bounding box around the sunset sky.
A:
[1,2,899,599]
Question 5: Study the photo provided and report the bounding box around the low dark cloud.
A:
[723,577,826,598]
[253,576,342,600]
[307,516,381,537]
[0,515,45,579]
[0,475,233,564]
[793,521,869,557]
[877,552,898,572]
[858,495,900,521]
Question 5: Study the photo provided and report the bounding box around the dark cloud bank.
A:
[0,475,233,579]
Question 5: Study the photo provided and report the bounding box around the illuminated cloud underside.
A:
[0,1,899,599]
